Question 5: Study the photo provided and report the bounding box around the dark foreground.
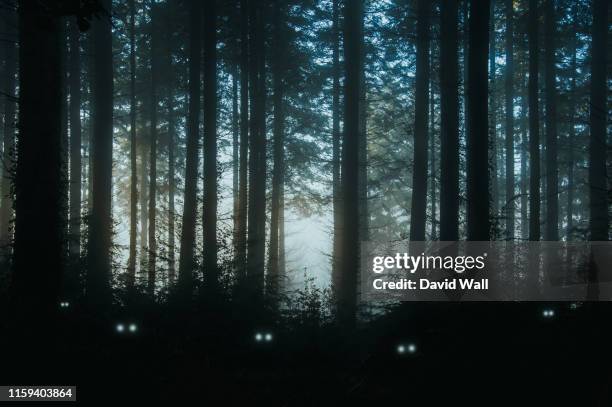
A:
[2,301,611,406]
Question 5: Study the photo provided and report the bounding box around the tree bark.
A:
[544,0,558,241]
[331,0,342,294]
[409,0,429,242]
[528,0,540,242]
[203,0,218,290]
[177,0,202,292]
[127,0,138,289]
[466,0,490,241]
[147,5,158,296]
[504,0,514,240]
[338,0,363,327]
[439,0,459,241]
[589,0,608,241]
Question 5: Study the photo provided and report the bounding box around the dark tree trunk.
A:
[358,29,368,242]
[566,8,577,240]
[409,0,429,242]
[11,0,63,319]
[338,0,363,327]
[147,6,158,296]
[439,0,459,241]
[232,67,239,265]
[235,0,248,282]
[0,7,16,267]
[167,96,176,283]
[504,0,514,240]
[544,0,558,241]
[203,0,218,289]
[466,0,490,241]
[177,0,202,292]
[429,64,436,240]
[331,0,342,293]
[127,0,138,289]
[489,0,498,220]
[528,0,540,242]
[589,0,608,241]
[60,21,69,273]
[247,0,266,296]
[520,82,528,240]
[86,0,113,307]
[68,18,82,296]
[268,0,286,297]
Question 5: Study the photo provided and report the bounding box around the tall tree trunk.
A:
[504,0,514,240]
[232,67,239,263]
[11,0,63,319]
[466,0,490,241]
[177,0,202,292]
[439,0,459,241]
[139,137,149,271]
[520,82,528,240]
[338,0,363,327]
[528,0,540,241]
[409,0,429,242]
[489,0,498,220]
[167,95,176,283]
[235,0,248,282]
[331,0,342,293]
[86,0,113,307]
[127,0,138,289]
[203,0,218,290]
[247,0,266,296]
[60,21,69,274]
[589,0,608,241]
[566,8,577,240]
[147,6,158,296]
[268,0,285,297]
[544,0,558,241]
[68,18,82,296]
[358,25,368,242]
[0,6,16,269]
[429,65,436,239]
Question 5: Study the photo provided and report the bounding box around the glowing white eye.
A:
[255,333,263,341]
[397,345,406,354]
[265,333,272,342]
[129,324,137,332]
[407,344,417,353]
[116,324,125,332]
[543,309,554,317]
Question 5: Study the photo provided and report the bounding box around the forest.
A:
[0,0,610,404]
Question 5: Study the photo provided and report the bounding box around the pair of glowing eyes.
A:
[116,323,138,333]
[397,343,417,354]
[59,302,70,308]
[255,332,273,342]
[542,309,555,318]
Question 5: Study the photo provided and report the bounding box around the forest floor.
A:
[2,301,611,406]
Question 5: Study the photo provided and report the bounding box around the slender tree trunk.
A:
[86,0,113,307]
[247,0,266,295]
[566,9,577,240]
[139,137,149,271]
[127,0,138,289]
[429,66,436,240]
[439,0,459,242]
[489,0,498,220]
[60,21,69,272]
[177,0,202,292]
[331,0,342,293]
[0,6,16,268]
[11,0,63,319]
[544,0,558,241]
[466,0,490,241]
[235,0,248,282]
[203,0,218,290]
[358,24,368,242]
[409,0,429,242]
[504,0,514,240]
[167,95,176,283]
[68,18,82,296]
[589,0,608,241]
[338,0,363,327]
[528,0,540,241]
[232,67,239,261]
[268,0,286,297]
[520,83,528,240]
[147,6,158,296]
